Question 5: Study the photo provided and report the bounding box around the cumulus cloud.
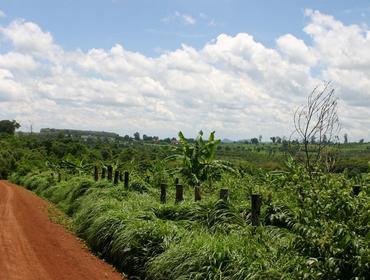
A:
[0,10,5,18]
[277,34,317,65]
[0,11,370,140]
[0,20,63,61]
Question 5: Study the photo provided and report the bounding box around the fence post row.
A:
[94,167,265,227]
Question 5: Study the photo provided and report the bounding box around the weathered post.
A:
[175,178,179,185]
[267,193,272,205]
[160,183,167,203]
[124,171,129,189]
[220,188,229,201]
[251,194,262,226]
[114,170,119,185]
[93,167,98,181]
[175,184,184,203]
[101,167,106,179]
[107,165,113,181]
[352,185,361,196]
[194,185,201,201]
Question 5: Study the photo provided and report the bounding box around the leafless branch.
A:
[293,82,341,174]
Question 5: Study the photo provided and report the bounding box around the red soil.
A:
[0,180,124,280]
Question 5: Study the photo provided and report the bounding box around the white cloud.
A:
[277,34,317,66]
[0,20,62,61]
[1,11,370,140]
[162,11,196,25]
[199,12,222,27]
[0,52,39,72]
[181,13,196,25]
[0,10,6,18]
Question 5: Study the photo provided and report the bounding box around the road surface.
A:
[0,180,124,280]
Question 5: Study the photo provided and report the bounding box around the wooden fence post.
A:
[160,183,167,203]
[107,166,113,181]
[175,184,183,203]
[175,178,179,185]
[251,194,262,226]
[194,186,201,201]
[124,171,129,189]
[114,170,119,185]
[220,188,229,201]
[94,166,98,181]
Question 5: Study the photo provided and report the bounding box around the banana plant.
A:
[60,156,93,175]
[168,131,235,187]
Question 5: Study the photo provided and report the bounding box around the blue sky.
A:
[1,1,370,140]
[1,0,370,56]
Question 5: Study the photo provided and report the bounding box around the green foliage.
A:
[171,130,235,186]
[3,132,370,279]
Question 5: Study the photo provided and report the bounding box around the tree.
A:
[133,132,140,141]
[0,120,20,135]
[294,82,340,173]
[251,138,259,144]
[143,134,153,141]
[270,137,276,144]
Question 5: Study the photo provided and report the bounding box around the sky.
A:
[0,0,370,141]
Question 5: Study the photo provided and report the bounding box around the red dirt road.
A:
[0,180,124,280]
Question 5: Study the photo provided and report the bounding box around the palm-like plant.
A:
[169,131,235,187]
[59,156,93,176]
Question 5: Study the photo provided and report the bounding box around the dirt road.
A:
[0,180,124,280]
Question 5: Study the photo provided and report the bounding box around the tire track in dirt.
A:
[0,180,124,280]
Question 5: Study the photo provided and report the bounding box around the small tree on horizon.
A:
[0,120,20,135]
[293,82,340,174]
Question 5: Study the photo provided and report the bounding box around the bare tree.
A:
[294,82,340,173]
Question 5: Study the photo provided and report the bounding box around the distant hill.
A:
[222,138,233,143]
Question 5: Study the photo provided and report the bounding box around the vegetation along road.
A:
[0,180,124,280]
